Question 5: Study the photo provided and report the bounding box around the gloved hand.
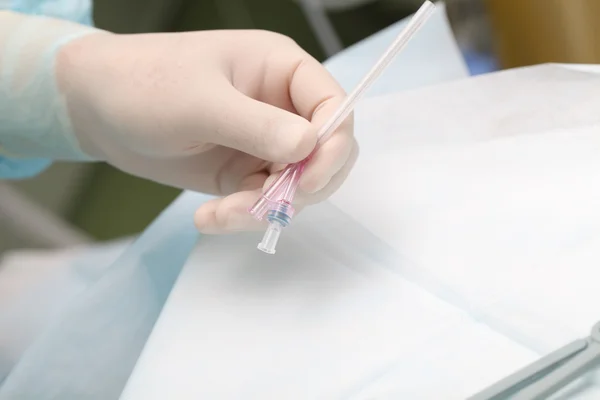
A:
[58,29,358,234]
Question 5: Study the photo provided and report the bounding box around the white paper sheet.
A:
[121,63,600,399]
[120,203,540,400]
[330,64,600,353]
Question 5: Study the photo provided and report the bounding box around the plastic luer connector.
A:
[250,0,436,254]
[257,201,295,254]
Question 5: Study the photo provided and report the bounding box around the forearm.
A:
[0,11,100,178]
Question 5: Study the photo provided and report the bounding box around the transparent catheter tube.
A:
[251,0,436,254]
[255,163,304,254]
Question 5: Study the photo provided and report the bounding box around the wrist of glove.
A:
[0,11,100,161]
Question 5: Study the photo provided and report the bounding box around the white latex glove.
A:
[58,30,358,233]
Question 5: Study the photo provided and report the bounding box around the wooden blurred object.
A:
[486,0,600,68]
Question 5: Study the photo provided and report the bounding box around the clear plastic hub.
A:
[257,221,283,255]
[256,202,294,255]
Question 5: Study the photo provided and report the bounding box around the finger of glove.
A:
[194,190,268,234]
[294,137,359,206]
[282,56,354,194]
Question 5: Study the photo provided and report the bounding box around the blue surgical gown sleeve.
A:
[0,155,53,179]
[0,0,95,180]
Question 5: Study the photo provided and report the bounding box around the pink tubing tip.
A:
[249,196,275,220]
[248,207,263,220]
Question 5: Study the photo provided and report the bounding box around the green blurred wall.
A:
[70,0,412,240]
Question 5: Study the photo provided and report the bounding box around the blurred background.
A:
[2,0,600,252]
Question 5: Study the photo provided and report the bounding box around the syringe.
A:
[249,0,436,254]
